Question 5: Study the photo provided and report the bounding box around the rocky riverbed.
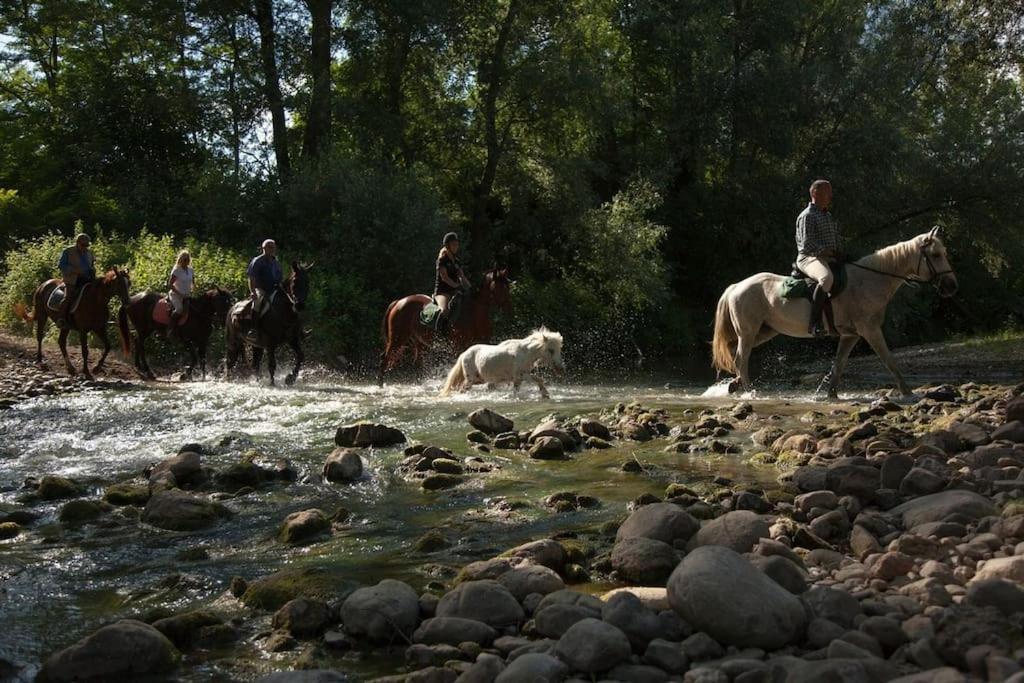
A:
[4,367,1024,682]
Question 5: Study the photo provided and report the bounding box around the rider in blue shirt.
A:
[247,239,283,325]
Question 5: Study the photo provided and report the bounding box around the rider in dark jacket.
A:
[434,232,469,334]
[56,233,96,328]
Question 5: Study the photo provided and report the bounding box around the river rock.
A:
[279,509,331,544]
[971,555,1024,583]
[59,499,104,524]
[505,539,568,572]
[825,458,880,500]
[422,473,464,490]
[880,453,914,490]
[456,653,505,683]
[257,673,348,683]
[792,465,828,493]
[965,578,1024,615]
[335,422,406,448]
[554,618,631,673]
[103,482,150,506]
[801,586,861,628]
[413,617,498,646]
[993,420,1024,443]
[616,502,700,546]
[529,420,576,449]
[436,580,524,628]
[948,421,991,448]
[36,620,178,682]
[142,489,230,531]
[469,408,514,435]
[37,475,81,500]
[685,511,770,553]
[0,522,20,539]
[495,653,567,682]
[601,591,663,650]
[322,448,363,483]
[899,467,947,496]
[611,537,679,585]
[748,555,809,594]
[242,567,358,610]
[150,451,204,488]
[529,436,565,460]
[534,603,596,638]
[667,546,806,649]
[890,490,996,528]
[498,564,564,600]
[273,597,330,637]
[579,418,612,441]
[341,579,420,641]
[151,610,224,649]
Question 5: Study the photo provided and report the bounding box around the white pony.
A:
[440,328,565,398]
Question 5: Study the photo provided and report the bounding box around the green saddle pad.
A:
[420,302,441,328]
[780,263,847,300]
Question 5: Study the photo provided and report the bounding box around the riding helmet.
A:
[442,232,459,246]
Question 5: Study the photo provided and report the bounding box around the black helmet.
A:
[442,232,459,246]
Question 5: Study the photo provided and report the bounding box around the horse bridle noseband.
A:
[849,242,955,289]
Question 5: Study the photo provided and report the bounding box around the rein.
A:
[847,246,955,288]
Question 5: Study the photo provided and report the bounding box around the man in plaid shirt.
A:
[795,179,840,337]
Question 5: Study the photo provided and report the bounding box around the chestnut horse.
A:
[117,288,234,380]
[15,268,132,378]
[377,268,512,386]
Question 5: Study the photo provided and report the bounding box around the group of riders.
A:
[53,179,838,341]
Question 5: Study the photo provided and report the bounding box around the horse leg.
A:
[285,336,303,386]
[266,346,277,386]
[251,347,264,379]
[79,331,92,380]
[733,336,752,391]
[532,372,550,400]
[826,335,860,400]
[199,341,207,380]
[35,304,46,365]
[184,342,197,380]
[859,327,913,397]
[58,328,74,376]
[93,327,112,375]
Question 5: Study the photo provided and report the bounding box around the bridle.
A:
[848,241,955,289]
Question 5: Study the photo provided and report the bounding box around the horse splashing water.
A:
[711,228,957,398]
[440,327,565,399]
[118,287,234,380]
[15,268,131,379]
[224,262,312,386]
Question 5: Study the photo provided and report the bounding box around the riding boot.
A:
[56,294,72,329]
[436,310,450,336]
[808,286,830,338]
[168,311,180,339]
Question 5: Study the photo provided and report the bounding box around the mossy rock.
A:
[241,567,359,611]
[1003,501,1024,518]
[59,499,105,524]
[422,474,463,491]
[413,529,449,553]
[775,451,812,470]
[151,610,224,649]
[765,489,795,505]
[38,475,81,500]
[665,483,698,498]
[559,539,594,564]
[0,522,21,539]
[747,452,777,466]
[104,483,151,506]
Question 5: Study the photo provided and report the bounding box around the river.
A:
[0,376,857,680]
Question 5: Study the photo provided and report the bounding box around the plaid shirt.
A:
[795,203,841,256]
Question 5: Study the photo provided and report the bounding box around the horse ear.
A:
[305,260,316,270]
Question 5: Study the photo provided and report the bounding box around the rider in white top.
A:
[168,250,193,336]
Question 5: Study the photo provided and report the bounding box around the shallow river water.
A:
[0,375,860,680]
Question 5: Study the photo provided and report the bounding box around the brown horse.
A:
[15,269,132,379]
[377,268,513,386]
[117,288,234,380]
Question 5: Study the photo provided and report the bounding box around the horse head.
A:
[104,267,132,306]
[209,287,235,319]
[289,261,313,312]
[918,227,958,298]
[532,327,565,375]
[484,267,513,314]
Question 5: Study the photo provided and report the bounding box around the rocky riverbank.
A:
[7,380,1024,682]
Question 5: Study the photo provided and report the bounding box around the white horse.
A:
[712,227,958,398]
[440,328,565,398]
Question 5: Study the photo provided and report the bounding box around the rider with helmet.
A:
[795,179,841,337]
[434,232,470,334]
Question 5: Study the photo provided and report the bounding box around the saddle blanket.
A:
[153,298,188,326]
[419,301,441,328]
[46,284,87,314]
[779,264,848,300]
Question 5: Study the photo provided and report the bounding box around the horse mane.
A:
[855,233,936,271]
[528,326,563,347]
[102,269,120,283]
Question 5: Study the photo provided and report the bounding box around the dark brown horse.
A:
[224,262,312,386]
[117,288,234,380]
[377,268,513,386]
[15,269,131,379]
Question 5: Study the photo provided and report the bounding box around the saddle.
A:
[780,261,848,335]
[419,292,464,331]
[47,283,89,314]
[152,298,188,326]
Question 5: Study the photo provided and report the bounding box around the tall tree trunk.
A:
[302,0,332,160]
[252,0,291,180]
[383,24,412,164]
[469,0,519,272]
[228,18,242,179]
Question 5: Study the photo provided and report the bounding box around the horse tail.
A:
[711,287,738,376]
[440,357,465,397]
[117,305,131,356]
[381,299,398,342]
[13,302,34,322]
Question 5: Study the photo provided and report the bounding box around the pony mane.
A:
[529,327,563,347]
[856,233,942,271]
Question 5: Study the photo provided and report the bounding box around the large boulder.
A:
[553,618,632,673]
[495,653,568,682]
[825,458,880,500]
[498,564,565,601]
[151,610,224,649]
[469,408,514,435]
[529,420,576,450]
[600,591,663,650]
[340,579,420,642]
[36,620,178,682]
[992,421,1024,443]
[686,511,770,553]
[616,503,700,546]
[579,419,612,441]
[529,437,565,460]
[150,451,204,488]
[273,597,331,637]
[890,490,996,528]
[322,448,363,483]
[436,580,524,628]
[334,423,406,448]
[611,537,679,585]
[971,556,1024,584]
[667,546,807,649]
[37,475,82,500]
[242,567,358,611]
[142,490,230,531]
[413,617,498,646]
[504,539,568,573]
